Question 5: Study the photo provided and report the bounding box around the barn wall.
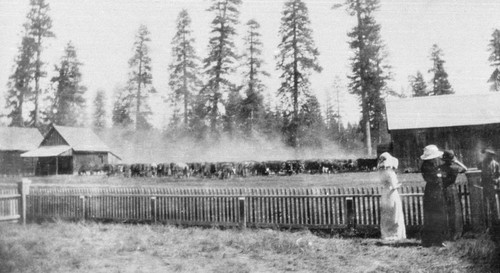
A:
[391,124,500,171]
[35,157,73,176]
[73,152,108,174]
[41,129,68,146]
[0,151,37,176]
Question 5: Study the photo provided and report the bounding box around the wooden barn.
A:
[0,127,43,176]
[386,93,500,171]
[21,125,119,175]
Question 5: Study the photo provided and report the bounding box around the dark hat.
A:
[442,150,455,161]
[483,149,496,155]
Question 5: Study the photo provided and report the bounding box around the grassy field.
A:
[0,221,498,273]
[0,172,461,188]
[2,172,488,272]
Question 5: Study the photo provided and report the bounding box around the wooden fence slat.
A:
[10,183,490,231]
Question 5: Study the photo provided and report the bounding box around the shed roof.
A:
[50,125,111,152]
[21,145,72,157]
[0,127,43,151]
[385,93,500,130]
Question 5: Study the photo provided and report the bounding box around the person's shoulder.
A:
[453,164,466,173]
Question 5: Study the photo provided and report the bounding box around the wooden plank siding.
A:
[40,129,69,146]
[0,151,37,176]
[24,184,477,230]
[391,124,500,172]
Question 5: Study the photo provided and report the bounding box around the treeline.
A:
[4,0,500,153]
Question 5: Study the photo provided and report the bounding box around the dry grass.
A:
[0,221,498,273]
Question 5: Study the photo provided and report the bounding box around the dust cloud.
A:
[97,128,364,164]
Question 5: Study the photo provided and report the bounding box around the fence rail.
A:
[24,184,474,230]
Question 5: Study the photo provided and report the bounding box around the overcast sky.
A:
[1,0,500,127]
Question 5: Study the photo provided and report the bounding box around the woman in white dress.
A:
[378,152,406,240]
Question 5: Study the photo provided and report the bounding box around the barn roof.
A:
[386,93,500,130]
[50,125,111,152]
[21,145,72,157]
[0,127,43,151]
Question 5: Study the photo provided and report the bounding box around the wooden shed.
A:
[0,127,43,176]
[386,93,500,171]
[21,125,119,175]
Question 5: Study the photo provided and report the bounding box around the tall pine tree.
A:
[5,32,36,127]
[201,0,242,137]
[298,94,324,148]
[47,41,86,126]
[487,29,500,91]
[276,0,322,147]
[429,44,453,95]
[409,71,428,97]
[112,86,133,128]
[93,89,107,129]
[240,19,269,136]
[337,0,390,155]
[128,25,155,130]
[25,0,55,127]
[168,10,202,128]
[325,76,345,143]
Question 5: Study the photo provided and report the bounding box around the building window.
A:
[99,155,104,164]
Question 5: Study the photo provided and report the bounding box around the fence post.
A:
[150,196,157,223]
[79,195,86,221]
[17,178,31,225]
[239,197,246,228]
[465,170,485,232]
[346,197,355,228]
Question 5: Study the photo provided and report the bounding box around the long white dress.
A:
[378,156,406,241]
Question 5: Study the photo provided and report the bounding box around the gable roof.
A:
[386,93,500,131]
[21,145,72,158]
[48,125,111,152]
[0,127,43,151]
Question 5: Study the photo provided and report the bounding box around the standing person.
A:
[420,144,447,247]
[378,152,406,240]
[439,150,467,240]
[479,149,500,232]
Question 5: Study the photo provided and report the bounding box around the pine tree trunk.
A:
[136,57,142,130]
[182,32,188,126]
[355,0,372,156]
[34,36,41,127]
[292,5,299,148]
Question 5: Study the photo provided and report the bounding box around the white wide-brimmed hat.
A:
[378,152,399,169]
[420,144,443,160]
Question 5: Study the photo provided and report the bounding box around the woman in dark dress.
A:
[420,144,447,247]
[439,150,467,240]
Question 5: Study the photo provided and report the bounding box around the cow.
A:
[356,158,378,172]
[341,159,356,172]
[304,160,321,174]
[266,161,282,175]
[130,164,147,177]
[121,164,131,177]
[280,161,295,176]
[237,161,258,177]
[171,162,190,178]
[252,161,269,176]
[189,162,203,177]
[78,162,101,175]
[217,162,235,179]
[150,163,158,177]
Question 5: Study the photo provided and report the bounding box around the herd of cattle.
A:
[85,158,379,179]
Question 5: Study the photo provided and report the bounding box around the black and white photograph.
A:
[0,0,499,272]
